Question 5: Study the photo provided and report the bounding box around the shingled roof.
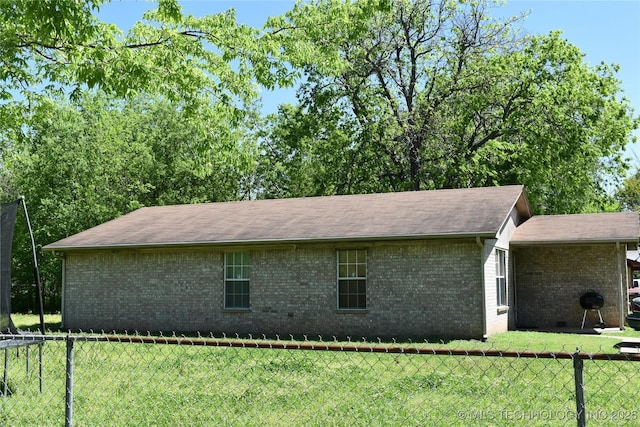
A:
[510,212,639,245]
[44,185,530,251]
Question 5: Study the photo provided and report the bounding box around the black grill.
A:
[580,291,605,329]
[579,291,604,310]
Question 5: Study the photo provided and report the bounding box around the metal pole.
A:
[65,337,74,427]
[2,349,7,398]
[19,196,45,334]
[39,343,43,393]
[573,350,586,427]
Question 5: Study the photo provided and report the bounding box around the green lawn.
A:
[3,314,639,426]
[10,313,62,332]
[11,313,638,353]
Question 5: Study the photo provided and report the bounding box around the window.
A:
[496,249,507,307]
[224,252,250,309]
[337,249,367,310]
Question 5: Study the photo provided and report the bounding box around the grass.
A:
[10,313,62,332]
[3,314,640,426]
[10,313,639,353]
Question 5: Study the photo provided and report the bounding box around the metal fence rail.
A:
[1,332,639,426]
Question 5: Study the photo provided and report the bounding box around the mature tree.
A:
[2,95,146,310]
[0,0,293,311]
[0,0,294,173]
[1,92,258,311]
[260,0,637,213]
[122,97,259,205]
[617,172,640,212]
[0,0,294,106]
[257,103,384,197]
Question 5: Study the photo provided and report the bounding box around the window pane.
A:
[338,280,348,294]
[240,281,249,294]
[339,294,348,308]
[339,265,348,278]
[347,264,357,277]
[357,294,366,309]
[338,250,367,278]
[496,250,506,276]
[495,249,507,306]
[337,279,367,309]
[347,281,356,294]
[348,295,357,308]
[225,280,250,309]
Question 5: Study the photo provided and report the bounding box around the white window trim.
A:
[224,252,250,310]
[496,248,508,308]
[336,249,367,311]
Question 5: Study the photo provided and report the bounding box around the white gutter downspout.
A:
[511,251,517,329]
[60,255,66,329]
[477,236,488,341]
[617,242,625,330]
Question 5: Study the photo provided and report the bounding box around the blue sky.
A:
[99,0,640,162]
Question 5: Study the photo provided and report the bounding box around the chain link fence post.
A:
[65,336,75,427]
[39,342,44,393]
[2,348,7,397]
[573,350,586,427]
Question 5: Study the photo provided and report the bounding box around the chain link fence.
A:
[1,332,639,426]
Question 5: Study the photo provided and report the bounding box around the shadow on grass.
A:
[13,318,62,333]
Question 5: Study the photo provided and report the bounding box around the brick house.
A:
[44,186,639,339]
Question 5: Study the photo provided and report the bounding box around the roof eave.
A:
[43,231,499,252]
[511,238,639,246]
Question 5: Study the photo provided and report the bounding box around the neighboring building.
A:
[44,186,639,339]
[626,250,640,301]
